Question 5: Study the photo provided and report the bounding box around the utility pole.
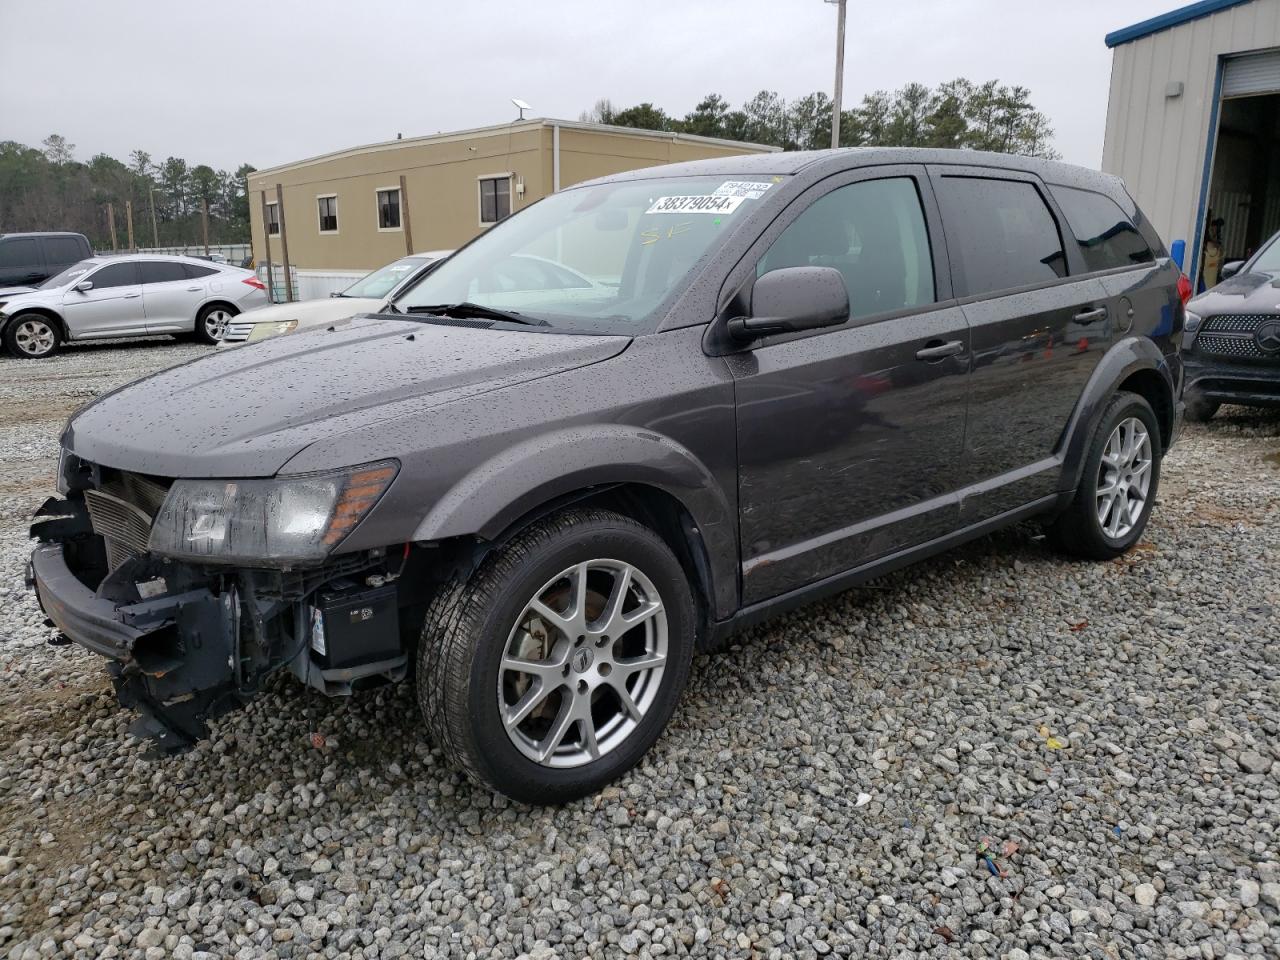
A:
[125,200,135,252]
[201,198,210,255]
[829,0,847,148]
[275,183,294,302]
[106,203,119,251]
[148,187,159,248]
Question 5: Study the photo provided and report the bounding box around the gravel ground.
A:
[0,339,1278,960]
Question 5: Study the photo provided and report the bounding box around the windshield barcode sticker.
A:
[712,181,773,199]
[646,195,746,215]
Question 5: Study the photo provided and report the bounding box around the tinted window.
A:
[936,177,1067,296]
[318,196,338,233]
[377,188,401,229]
[0,238,39,268]
[138,261,187,284]
[183,263,217,279]
[43,236,85,264]
[480,177,511,224]
[1049,184,1154,272]
[88,262,139,289]
[758,177,935,320]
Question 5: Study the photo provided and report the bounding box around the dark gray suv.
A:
[28,149,1185,803]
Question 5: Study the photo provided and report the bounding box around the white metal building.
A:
[1103,0,1280,286]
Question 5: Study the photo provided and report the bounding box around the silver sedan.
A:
[0,255,268,359]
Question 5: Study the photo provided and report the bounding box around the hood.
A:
[0,285,37,299]
[236,296,386,330]
[1189,269,1280,315]
[1,287,61,308]
[65,315,630,478]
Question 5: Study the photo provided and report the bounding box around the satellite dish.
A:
[511,98,532,120]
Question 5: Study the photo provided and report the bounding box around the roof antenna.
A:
[511,98,531,121]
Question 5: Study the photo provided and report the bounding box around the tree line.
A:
[0,134,256,251]
[582,79,1058,158]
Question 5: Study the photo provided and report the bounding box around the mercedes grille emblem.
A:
[1256,320,1280,355]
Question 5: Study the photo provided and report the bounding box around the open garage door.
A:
[1203,51,1280,287]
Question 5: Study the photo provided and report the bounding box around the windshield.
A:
[39,260,97,289]
[342,256,428,298]
[1250,235,1280,274]
[393,175,778,333]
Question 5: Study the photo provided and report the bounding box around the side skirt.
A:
[708,492,1066,646]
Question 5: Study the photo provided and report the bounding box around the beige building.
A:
[247,119,778,274]
[1103,0,1280,286]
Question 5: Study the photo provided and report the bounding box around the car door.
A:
[0,237,45,287]
[60,261,145,338]
[929,167,1111,523]
[724,167,970,604]
[140,260,204,332]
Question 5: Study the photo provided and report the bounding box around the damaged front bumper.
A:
[27,494,409,752]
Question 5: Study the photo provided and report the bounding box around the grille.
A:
[221,320,256,343]
[1197,332,1265,359]
[83,470,172,570]
[1202,314,1272,333]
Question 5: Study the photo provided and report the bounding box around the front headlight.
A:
[148,460,398,565]
[247,319,299,342]
[1184,309,1202,349]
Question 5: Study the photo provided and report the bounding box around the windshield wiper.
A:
[404,301,549,327]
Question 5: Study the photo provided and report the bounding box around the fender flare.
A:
[1058,336,1176,492]
[0,306,67,342]
[411,425,738,618]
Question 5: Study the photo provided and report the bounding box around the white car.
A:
[0,255,268,359]
[219,251,451,345]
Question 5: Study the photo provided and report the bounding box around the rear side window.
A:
[758,177,936,320]
[88,262,139,289]
[183,264,218,279]
[138,262,187,284]
[935,177,1067,296]
[43,237,85,264]
[1049,184,1154,272]
[0,238,39,268]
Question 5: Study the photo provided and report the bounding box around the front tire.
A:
[1048,391,1163,560]
[194,304,236,344]
[417,508,695,804]
[3,314,61,359]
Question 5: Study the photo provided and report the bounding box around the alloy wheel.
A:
[1096,416,1153,539]
[12,318,56,357]
[204,309,232,341]
[498,559,668,769]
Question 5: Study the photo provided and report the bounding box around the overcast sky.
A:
[1,0,1175,172]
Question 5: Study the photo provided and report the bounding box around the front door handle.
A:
[915,339,965,361]
[124,293,141,299]
[1074,306,1108,325]
[186,286,202,291]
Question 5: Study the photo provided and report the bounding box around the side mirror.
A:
[727,266,849,342]
[74,280,93,292]
[1219,260,1244,281]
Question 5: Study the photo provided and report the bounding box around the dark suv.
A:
[1183,229,1280,421]
[28,150,1184,804]
[0,232,92,288]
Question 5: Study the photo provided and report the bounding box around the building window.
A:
[265,202,280,236]
[317,195,338,234]
[377,188,401,230]
[479,176,511,224]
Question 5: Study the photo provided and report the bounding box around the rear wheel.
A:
[195,304,236,344]
[1185,395,1219,423]
[1048,392,1162,560]
[3,313,61,359]
[417,508,695,804]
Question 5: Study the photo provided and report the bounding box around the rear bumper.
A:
[1185,355,1280,407]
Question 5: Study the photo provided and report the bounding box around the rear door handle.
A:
[915,339,965,361]
[124,293,141,299]
[186,286,202,291]
[1074,306,1108,324]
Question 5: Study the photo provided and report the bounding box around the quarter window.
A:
[138,261,187,284]
[43,237,85,264]
[479,176,512,224]
[1049,184,1154,272]
[757,177,936,320]
[88,262,139,289]
[183,263,218,279]
[377,188,401,230]
[935,177,1067,296]
[317,195,338,233]
[265,202,280,236]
